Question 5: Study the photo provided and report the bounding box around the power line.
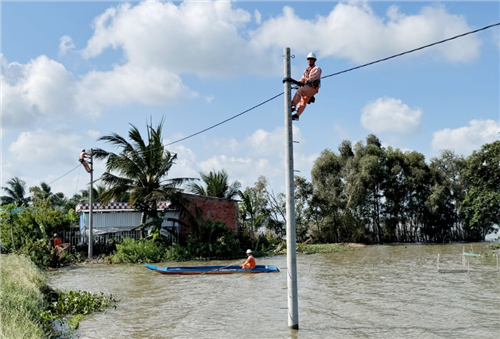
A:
[48,164,80,185]
[321,22,500,79]
[47,21,500,180]
[165,92,284,146]
[165,22,500,147]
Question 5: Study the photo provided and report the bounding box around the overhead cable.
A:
[48,164,81,185]
[165,92,284,146]
[47,21,500,180]
[165,22,500,147]
[321,22,500,79]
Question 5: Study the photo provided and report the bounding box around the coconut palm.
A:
[187,169,241,199]
[29,182,67,207]
[93,120,195,237]
[1,177,30,207]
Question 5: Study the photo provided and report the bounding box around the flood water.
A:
[49,243,499,338]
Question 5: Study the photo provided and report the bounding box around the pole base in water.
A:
[289,324,299,330]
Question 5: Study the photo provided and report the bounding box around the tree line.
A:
[2,122,498,247]
[290,135,499,244]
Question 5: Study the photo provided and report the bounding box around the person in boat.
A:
[241,249,256,269]
[283,52,322,121]
[79,149,92,173]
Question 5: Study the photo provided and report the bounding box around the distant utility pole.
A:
[88,149,94,259]
[283,47,299,330]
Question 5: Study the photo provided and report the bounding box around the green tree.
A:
[463,141,500,240]
[93,120,194,238]
[428,149,468,241]
[187,169,241,199]
[1,177,31,207]
[29,182,67,208]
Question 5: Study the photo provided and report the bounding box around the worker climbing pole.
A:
[283,52,322,121]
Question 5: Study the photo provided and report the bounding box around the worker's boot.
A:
[292,114,299,121]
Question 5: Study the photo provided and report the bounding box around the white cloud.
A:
[82,1,270,77]
[431,119,500,155]
[361,97,422,134]
[2,2,482,127]
[205,95,215,104]
[59,35,75,56]
[77,64,197,115]
[2,55,77,128]
[86,130,101,140]
[1,56,197,126]
[8,129,82,166]
[254,10,262,25]
[162,125,312,192]
[251,3,480,63]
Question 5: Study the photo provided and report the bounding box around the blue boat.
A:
[144,264,280,275]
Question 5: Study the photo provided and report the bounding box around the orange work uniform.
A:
[54,237,62,247]
[292,65,322,116]
[79,151,92,173]
[241,255,256,269]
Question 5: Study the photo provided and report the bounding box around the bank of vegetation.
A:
[0,254,116,338]
[1,122,498,267]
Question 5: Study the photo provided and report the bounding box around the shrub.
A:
[186,220,242,259]
[112,238,165,263]
[164,243,193,261]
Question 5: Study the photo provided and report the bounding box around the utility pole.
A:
[283,47,299,330]
[88,149,94,259]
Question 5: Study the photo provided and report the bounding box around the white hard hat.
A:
[246,249,252,254]
[307,52,317,60]
[54,233,57,237]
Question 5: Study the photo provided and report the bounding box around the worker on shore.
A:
[53,233,62,247]
[241,249,256,269]
[79,149,92,173]
[283,52,322,121]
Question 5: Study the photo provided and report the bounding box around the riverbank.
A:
[1,254,50,338]
[1,254,117,339]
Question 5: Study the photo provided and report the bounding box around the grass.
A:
[0,254,50,339]
[296,243,356,254]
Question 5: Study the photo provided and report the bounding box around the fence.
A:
[60,228,176,248]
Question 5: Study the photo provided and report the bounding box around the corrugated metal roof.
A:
[75,201,171,213]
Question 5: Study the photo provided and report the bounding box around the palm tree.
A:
[93,120,195,238]
[1,177,30,207]
[187,169,241,199]
[29,182,67,207]
[238,189,265,239]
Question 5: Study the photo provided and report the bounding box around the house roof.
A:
[75,201,171,213]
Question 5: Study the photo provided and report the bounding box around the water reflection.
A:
[49,243,499,338]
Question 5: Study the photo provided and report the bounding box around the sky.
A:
[1,0,499,200]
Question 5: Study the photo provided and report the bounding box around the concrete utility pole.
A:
[88,149,94,259]
[283,47,299,330]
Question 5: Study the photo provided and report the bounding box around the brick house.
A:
[180,193,239,237]
[75,193,238,241]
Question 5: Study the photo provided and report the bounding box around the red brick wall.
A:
[179,193,238,237]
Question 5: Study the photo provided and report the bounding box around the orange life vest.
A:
[241,255,256,269]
